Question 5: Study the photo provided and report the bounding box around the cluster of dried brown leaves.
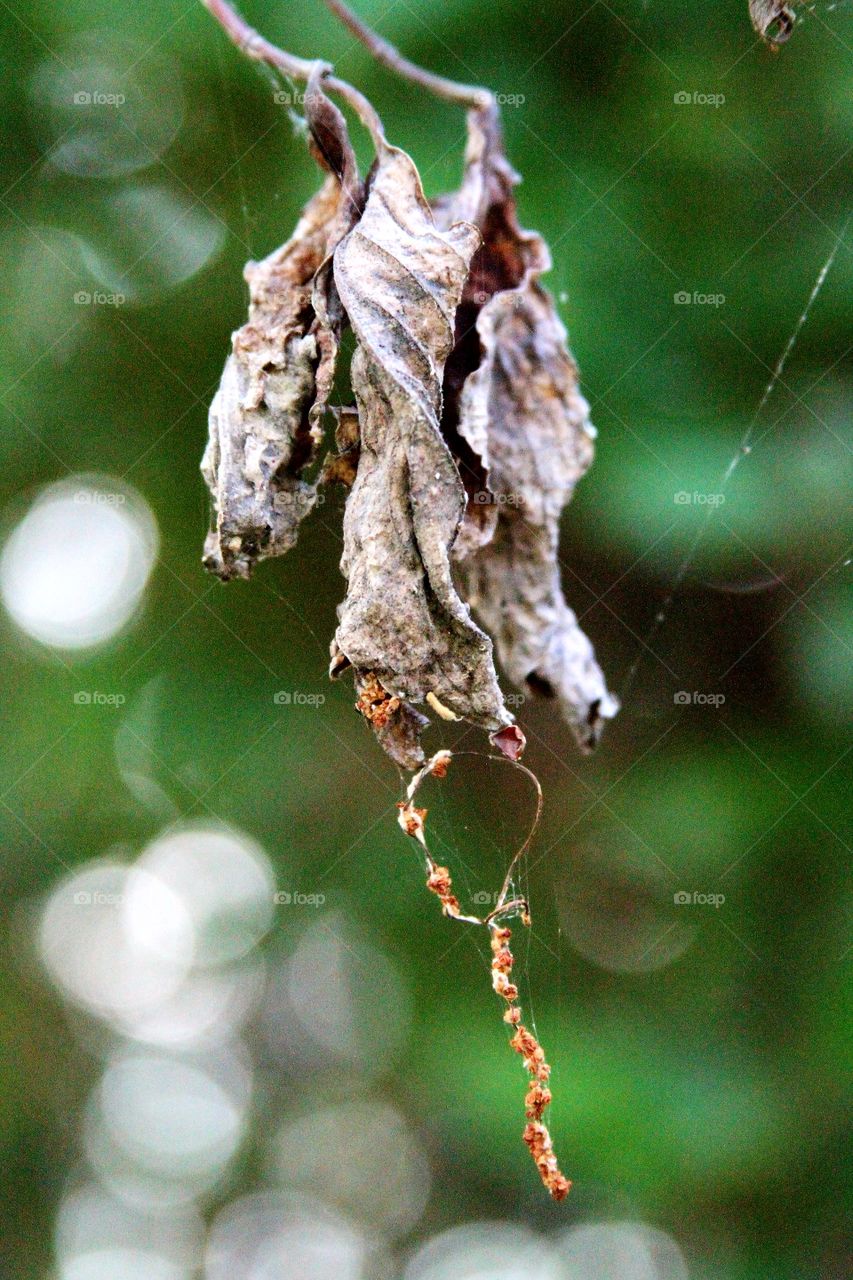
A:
[202,74,618,771]
[202,0,801,760]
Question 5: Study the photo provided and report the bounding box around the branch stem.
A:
[201,0,326,79]
[318,0,494,109]
[200,0,386,144]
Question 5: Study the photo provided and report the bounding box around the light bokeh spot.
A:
[1,476,158,650]
[56,1181,203,1280]
[29,34,184,179]
[60,1249,188,1280]
[80,186,224,304]
[96,1048,250,1178]
[116,962,264,1050]
[39,862,193,1020]
[205,1192,371,1280]
[270,1099,430,1238]
[557,833,695,974]
[262,913,411,1081]
[555,1222,689,1280]
[404,1221,564,1280]
[135,826,276,967]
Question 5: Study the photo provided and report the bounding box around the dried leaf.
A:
[436,108,618,750]
[353,669,428,771]
[749,0,798,42]
[201,77,362,580]
[321,406,360,489]
[332,138,519,752]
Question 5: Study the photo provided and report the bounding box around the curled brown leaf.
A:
[749,0,798,42]
[201,76,362,580]
[331,137,519,751]
[436,107,618,750]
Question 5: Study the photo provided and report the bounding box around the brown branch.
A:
[199,0,387,146]
[201,0,327,79]
[318,0,493,110]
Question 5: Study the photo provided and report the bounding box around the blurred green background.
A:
[0,1,851,1277]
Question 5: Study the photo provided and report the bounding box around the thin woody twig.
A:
[201,0,328,80]
[318,0,494,109]
[199,0,387,145]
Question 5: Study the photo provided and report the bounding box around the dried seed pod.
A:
[435,106,618,750]
[201,75,362,580]
[749,0,798,42]
[331,136,520,755]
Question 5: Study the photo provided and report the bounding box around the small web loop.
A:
[398,748,542,926]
